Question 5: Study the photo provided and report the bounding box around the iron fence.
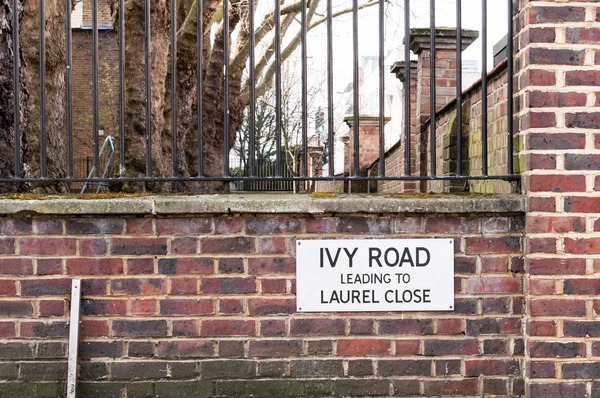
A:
[2,0,518,189]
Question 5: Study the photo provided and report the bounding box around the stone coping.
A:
[0,194,525,216]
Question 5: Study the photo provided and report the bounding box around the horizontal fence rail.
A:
[2,0,518,191]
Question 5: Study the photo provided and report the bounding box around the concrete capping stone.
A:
[0,194,525,216]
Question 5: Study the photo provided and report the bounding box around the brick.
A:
[172,320,199,337]
[424,379,478,396]
[246,217,302,235]
[424,339,479,356]
[0,342,35,359]
[248,298,295,315]
[201,237,254,254]
[529,197,556,212]
[528,258,586,275]
[82,320,109,337]
[0,362,19,379]
[21,279,71,296]
[37,259,63,275]
[157,341,213,358]
[0,219,31,235]
[249,340,302,357]
[20,321,68,338]
[530,175,586,193]
[530,299,586,317]
[200,359,256,379]
[290,360,343,377]
[483,379,508,396]
[305,218,336,233]
[201,319,255,336]
[0,258,33,275]
[111,278,166,295]
[214,218,243,234]
[66,258,123,275]
[455,256,477,273]
[171,237,198,254]
[259,319,285,337]
[529,93,587,109]
[66,218,124,234]
[349,319,374,335]
[523,112,556,129]
[525,69,555,86]
[530,48,584,66]
[379,319,433,335]
[563,362,600,379]
[564,321,600,337]
[0,238,15,254]
[130,299,157,315]
[484,339,508,355]
[82,279,108,295]
[159,257,213,275]
[527,27,555,43]
[464,236,520,254]
[260,278,286,294]
[218,298,244,314]
[155,381,213,398]
[564,279,600,295]
[565,196,600,213]
[566,154,600,171]
[528,238,556,254]
[465,359,520,376]
[466,318,521,335]
[530,279,556,295]
[337,217,391,234]
[529,361,556,378]
[79,238,107,255]
[248,257,295,275]
[528,216,586,234]
[218,257,244,274]
[529,321,557,337]
[566,70,600,86]
[19,238,76,256]
[160,299,214,315]
[530,342,584,358]
[0,280,16,295]
[395,340,420,355]
[336,339,391,356]
[112,320,168,337]
[290,318,344,336]
[566,113,600,129]
[20,362,67,381]
[110,238,167,255]
[378,359,431,376]
[111,361,167,380]
[81,299,127,316]
[530,383,586,397]
[435,359,461,376]
[80,341,123,358]
[334,379,390,396]
[126,218,153,234]
[170,277,198,295]
[200,277,256,294]
[128,341,155,357]
[464,276,521,294]
[480,257,508,273]
[565,238,600,254]
[156,218,212,235]
[258,237,287,254]
[436,318,464,334]
[0,322,15,338]
[529,6,586,23]
[425,217,480,233]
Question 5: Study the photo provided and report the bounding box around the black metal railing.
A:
[2,0,518,189]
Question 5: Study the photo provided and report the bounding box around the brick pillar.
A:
[391,60,418,192]
[343,115,390,192]
[515,2,600,396]
[410,28,479,191]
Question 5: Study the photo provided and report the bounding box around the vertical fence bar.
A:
[171,0,177,177]
[197,0,203,176]
[65,0,73,178]
[301,0,308,177]
[352,0,359,177]
[481,0,488,176]
[404,0,410,176]
[144,0,152,176]
[378,0,385,177]
[119,0,125,176]
[429,0,436,177]
[507,0,514,175]
[92,0,99,177]
[39,0,47,177]
[455,0,462,176]
[223,0,230,176]
[248,0,256,176]
[275,0,282,176]
[12,0,20,178]
[326,0,334,176]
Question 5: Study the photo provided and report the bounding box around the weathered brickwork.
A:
[0,211,524,397]
[515,1,600,397]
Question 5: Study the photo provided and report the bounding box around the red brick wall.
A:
[515,1,600,396]
[0,210,524,396]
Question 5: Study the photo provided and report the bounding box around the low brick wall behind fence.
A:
[0,196,526,397]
